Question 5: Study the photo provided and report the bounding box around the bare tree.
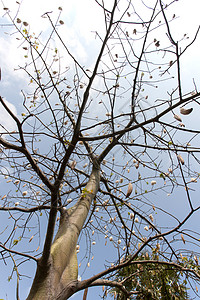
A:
[1,0,200,299]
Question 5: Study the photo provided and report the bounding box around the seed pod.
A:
[29,235,34,243]
[180,107,193,115]
[177,155,184,165]
[151,180,156,185]
[70,160,76,169]
[181,233,185,244]
[194,255,198,265]
[190,177,197,183]
[126,182,133,198]
[174,114,182,122]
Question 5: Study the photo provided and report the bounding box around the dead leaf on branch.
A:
[155,40,160,47]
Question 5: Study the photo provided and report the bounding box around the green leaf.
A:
[13,239,18,246]
[160,173,165,180]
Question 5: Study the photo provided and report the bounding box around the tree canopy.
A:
[0,0,200,299]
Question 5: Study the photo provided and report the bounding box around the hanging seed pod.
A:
[126,182,133,198]
[151,180,156,186]
[177,155,184,165]
[180,107,193,115]
[70,160,77,169]
[174,114,182,122]
[181,233,185,244]
[29,235,34,243]
[190,177,197,183]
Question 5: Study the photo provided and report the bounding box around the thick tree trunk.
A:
[27,166,100,300]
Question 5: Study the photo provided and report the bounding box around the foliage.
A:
[111,252,189,300]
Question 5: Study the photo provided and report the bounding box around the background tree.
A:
[0,0,200,299]
[111,251,189,299]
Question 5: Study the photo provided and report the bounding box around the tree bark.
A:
[27,166,100,300]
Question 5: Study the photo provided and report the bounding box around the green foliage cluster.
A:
[112,253,189,300]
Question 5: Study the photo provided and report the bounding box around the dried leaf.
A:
[181,234,185,244]
[180,107,193,115]
[174,114,182,122]
[155,41,160,47]
[177,155,184,165]
[126,182,133,198]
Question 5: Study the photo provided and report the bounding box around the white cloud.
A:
[0,0,105,84]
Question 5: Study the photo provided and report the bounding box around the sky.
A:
[1,0,200,299]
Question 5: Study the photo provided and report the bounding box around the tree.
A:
[0,0,200,299]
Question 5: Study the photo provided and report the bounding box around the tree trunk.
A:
[27,166,100,299]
